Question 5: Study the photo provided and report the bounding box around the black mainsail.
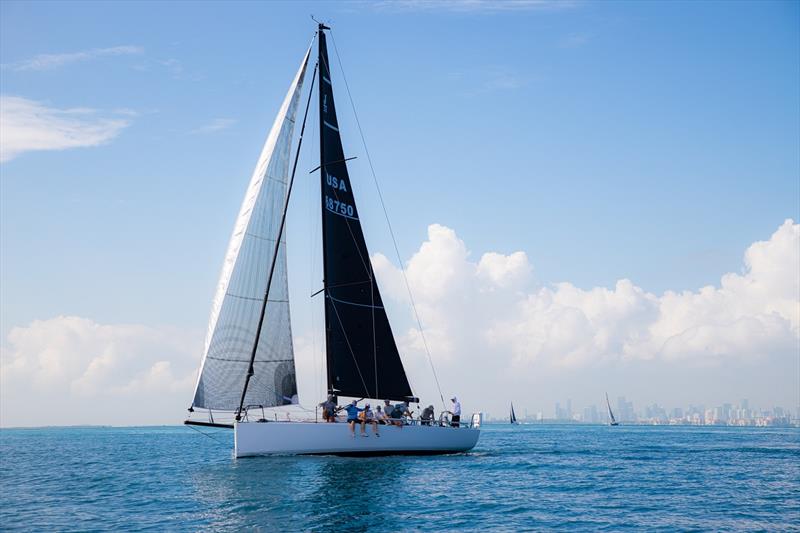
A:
[317,27,414,401]
[510,403,517,425]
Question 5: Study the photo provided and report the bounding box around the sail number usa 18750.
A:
[325,195,354,217]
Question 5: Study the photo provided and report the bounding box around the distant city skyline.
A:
[485,397,797,427]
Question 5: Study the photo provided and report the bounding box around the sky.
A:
[1,0,798,427]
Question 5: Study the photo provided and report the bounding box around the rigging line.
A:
[236,53,319,421]
[329,30,446,409]
[327,292,372,399]
[309,156,357,174]
[185,423,228,445]
[311,279,371,298]
[328,295,384,309]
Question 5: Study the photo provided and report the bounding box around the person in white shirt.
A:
[374,405,388,425]
[362,404,380,437]
[451,397,461,427]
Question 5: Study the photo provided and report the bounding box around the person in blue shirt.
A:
[343,400,366,437]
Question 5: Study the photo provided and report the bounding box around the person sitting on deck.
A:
[319,395,337,423]
[390,403,408,426]
[344,400,366,437]
[374,405,388,425]
[421,405,435,426]
[361,404,380,437]
[383,400,401,427]
[400,401,414,421]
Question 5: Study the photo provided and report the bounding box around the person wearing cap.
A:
[451,397,461,427]
[421,405,435,426]
[343,400,366,437]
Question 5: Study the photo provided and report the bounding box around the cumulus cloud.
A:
[373,220,800,411]
[2,222,796,426]
[0,96,130,162]
[0,317,200,427]
[3,45,143,71]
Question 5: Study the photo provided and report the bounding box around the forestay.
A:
[191,46,312,411]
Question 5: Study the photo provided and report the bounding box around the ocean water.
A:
[1,424,798,531]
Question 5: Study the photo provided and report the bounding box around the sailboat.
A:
[510,402,519,425]
[184,23,481,457]
[606,393,619,426]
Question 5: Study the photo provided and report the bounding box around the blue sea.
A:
[1,424,798,531]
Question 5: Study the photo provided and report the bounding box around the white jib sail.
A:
[192,45,312,411]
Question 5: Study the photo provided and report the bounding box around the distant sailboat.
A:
[606,393,619,426]
[510,402,519,425]
[184,23,481,456]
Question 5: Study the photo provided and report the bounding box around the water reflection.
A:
[188,454,411,531]
[308,457,411,531]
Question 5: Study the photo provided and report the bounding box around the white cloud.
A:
[2,222,796,426]
[190,118,237,135]
[0,95,130,162]
[373,220,800,412]
[0,316,200,427]
[3,45,143,71]
[477,251,532,288]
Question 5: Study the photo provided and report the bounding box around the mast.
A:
[318,23,333,395]
[316,24,415,402]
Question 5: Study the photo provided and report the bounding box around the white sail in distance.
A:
[191,45,312,411]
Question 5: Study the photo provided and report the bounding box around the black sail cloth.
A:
[317,29,414,401]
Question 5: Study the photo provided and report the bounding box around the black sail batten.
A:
[317,28,414,402]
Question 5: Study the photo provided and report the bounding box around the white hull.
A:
[234,420,480,457]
